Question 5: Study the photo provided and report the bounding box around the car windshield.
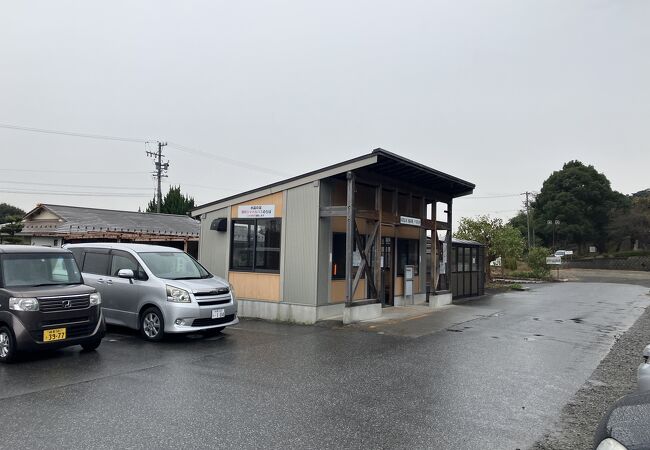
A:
[137,251,211,280]
[1,253,82,288]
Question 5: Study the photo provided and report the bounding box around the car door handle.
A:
[105,279,113,285]
[97,278,105,284]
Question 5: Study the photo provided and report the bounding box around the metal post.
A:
[345,171,355,307]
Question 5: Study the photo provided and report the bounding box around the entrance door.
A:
[381,237,394,306]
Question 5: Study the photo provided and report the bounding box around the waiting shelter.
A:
[192,149,476,324]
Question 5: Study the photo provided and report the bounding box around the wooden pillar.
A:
[345,171,355,306]
[445,200,453,290]
[374,185,382,302]
[431,201,437,293]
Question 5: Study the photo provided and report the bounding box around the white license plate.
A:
[211,309,225,319]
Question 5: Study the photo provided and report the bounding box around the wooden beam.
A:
[374,185,382,304]
[319,206,347,217]
[445,200,453,291]
[351,221,380,297]
[345,171,355,306]
[431,202,438,294]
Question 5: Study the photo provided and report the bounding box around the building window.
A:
[230,219,281,272]
[397,239,419,276]
[331,233,367,280]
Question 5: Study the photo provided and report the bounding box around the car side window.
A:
[82,252,111,276]
[110,252,147,280]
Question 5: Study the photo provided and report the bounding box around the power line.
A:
[0,180,153,191]
[1,122,290,177]
[0,188,151,198]
[167,141,290,177]
[458,193,521,199]
[0,168,148,175]
[0,123,147,143]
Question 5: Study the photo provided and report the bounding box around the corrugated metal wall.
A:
[282,182,320,305]
[198,207,230,278]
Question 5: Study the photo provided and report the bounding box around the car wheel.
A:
[0,326,17,363]
[140,307,164,341]
[80,337,102,352]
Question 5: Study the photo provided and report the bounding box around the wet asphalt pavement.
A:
[1,279,649,449]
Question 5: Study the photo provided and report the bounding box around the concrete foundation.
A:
[395,293,427,306]
[342,302,382,324]
[429,291,453,308]
[238,300,344,324]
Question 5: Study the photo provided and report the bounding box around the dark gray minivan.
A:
[0,245,105,362]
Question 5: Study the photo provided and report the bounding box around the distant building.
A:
[20,204,199,256]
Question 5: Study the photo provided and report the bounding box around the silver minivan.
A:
[65,243,238,341]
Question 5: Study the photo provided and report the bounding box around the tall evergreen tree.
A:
[146,186,195,215]
[532,161,627,252]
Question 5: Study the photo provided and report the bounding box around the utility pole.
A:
[146,141,169,213]
[522,191,533,249]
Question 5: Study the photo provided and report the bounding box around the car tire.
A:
[140,307,165,341]
[80,337,102,352]
[0,326,17,363]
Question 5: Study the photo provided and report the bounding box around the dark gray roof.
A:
[452,238,485,247]
[22,204,199,237]
[193,148,475,214]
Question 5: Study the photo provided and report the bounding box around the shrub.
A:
[503,257,518,271]
[527,247,551,278]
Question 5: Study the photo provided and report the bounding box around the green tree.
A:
[527,246,551,278]
[146,186,195,215]
[608,192,650,251]
[0,215,24,244]
[456,215,525,278]
[0,203,25,224]
[532,161,627,253]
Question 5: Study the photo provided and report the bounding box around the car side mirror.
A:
[118,269,135,279]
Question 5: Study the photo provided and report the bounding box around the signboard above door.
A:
[399,216,422,227]
[238,205,275,218]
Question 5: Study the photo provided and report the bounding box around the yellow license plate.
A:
[43,328,66,342]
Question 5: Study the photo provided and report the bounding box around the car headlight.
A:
[596,438,628,450]
[89,292,102,306]
[166,285,191,303]
[9,297,39,311]
[229,282,236,297]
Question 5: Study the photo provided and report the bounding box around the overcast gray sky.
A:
[1,0,648,228]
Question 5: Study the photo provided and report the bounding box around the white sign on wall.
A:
[238,205,275,218]
[399,216,422,227]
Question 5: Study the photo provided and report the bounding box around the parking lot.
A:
[0,278,648,449]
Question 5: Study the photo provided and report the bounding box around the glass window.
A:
[1,254,82,288]
[331,233,366,279]
[255,219,281,271]
[397,239,419,276]
[332,233,346,280]
[456,247,464,272]
[83,252,111,275]
[138,251,211,280]
[471,248,479,271]
[464,247,471,272]
[231,219,282,272]
[110,252,147,280]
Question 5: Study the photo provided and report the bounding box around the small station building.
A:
[192,149,476,324]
